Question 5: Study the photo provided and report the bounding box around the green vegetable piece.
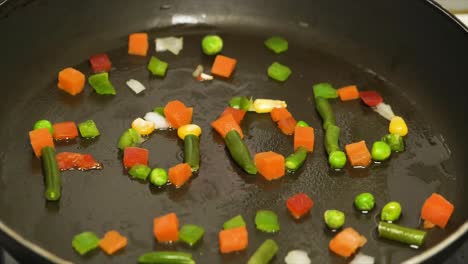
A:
[184,134,200,172]
[150,168,168,186]
[315,96,336,130]
[228,96,252,111]
[128,164,151,180]
[33,119,54,134]
[378,221,426,246]
[88,72,116,95]
[42,146,61,201]
[247,239,279,264]
[371,141,391,161]
[153,107,165,117]
[77,120,100,138]
[354,192,375,211]
[267,62,291,82]
[72,231,100,255]
[329,151,347,169]
[381,201,402,222]
[285,147,308,171]
[223,215,246,230]
[382,133,405,152]
[224,130,257,174]
[324,210,345,229]
[138,251,195,264]
[313,83,338,99]
[264,36,288,54]
[179,224,205,246]
[296,120,309,127]
[201,35,223,55]
[147,56,168,77]
[325,125,341,155]
[118,128,141,150]
[255,210,280,233]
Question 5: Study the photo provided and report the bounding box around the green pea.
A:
[201,35,223,55]
[382,133,405,152]
[324,210,345,229]
[296,120,310,127]
[33,119,54,134]
[371,141,391,161]
[329,151,346,169]
[354,193,375,212]
[150,168,168,186]
[381,201,402,222]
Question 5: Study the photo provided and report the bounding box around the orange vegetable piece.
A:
[99,230,128,255]
[52,122,79,141]
[168,163,192,187]
[29,128,54,157]
[211,55,237,78]
[277,116,297,135]
[254,151,285,180]
[164,100,193,129]
[153,213,179,243]
[423,220,436,229]
[128,33,149,56]
[270,108,292,122]
[220,107,246,125]
[294,126,315,152]
[345,141,371,167]
[337,85,360,101]
[219,226,248,253]
[421,193,454,228]
[57,68,85,96]
[329,227,367,258]
[211,114,244,139]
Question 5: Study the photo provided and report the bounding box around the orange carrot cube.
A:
[164,100,193,129]
[337,85,360,101]
[57,68,85,96]
[52,122,79,141]
[270,108,293,122]
[99,230,128,255]
[219,226,248,253]
[421,193,454,228]
[220,107,246,125]
[254,151,285,180]
[211,114,244,139]
[29,128,54,157]
[211,55,237,78]
[128,33,149,56]
[168,163,192,187]
[345,141,371,167]
[277,116,297,135]
[153,213,179,242]
[294,126,315,152]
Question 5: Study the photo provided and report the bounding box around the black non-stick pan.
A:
[0,0,467,263]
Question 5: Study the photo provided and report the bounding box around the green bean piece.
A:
[378,221,426,246]
[329,151,347,169]
[296,120,310,127]
[285,147,308,171]
[324,210,345,229]
[371,141,391,161]
[382,133,405,152]
[381,201,402,222]
[224,130,257,174]
[247,239,279,264]
[354,193,375,211]
[41,146,61,201]
[33,119,54,134]
[184,135,200,172]
[325,124,341,154]
[229,96,252,111]
[201,35,223,55]
[128,164,151,180]
[150,168,168,186]
[315,96,336,130]
[138,251,195,264]
[267,62,292,82]
[313,83,338,99]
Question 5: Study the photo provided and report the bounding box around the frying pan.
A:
[0,0,467,263]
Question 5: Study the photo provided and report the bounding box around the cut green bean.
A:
[184,134,200,172]
[33,119,54,134]
[224,130,257,174]
[378,221,426,246]
[138,251,195,264]
[247,239,279,264]
[315,96,336,130]
[285,147,308,171]
[325,124,341,154]
[313,83,338,99]
[41,146,61,201]
[382,133,405,152]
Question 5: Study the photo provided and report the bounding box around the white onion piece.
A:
[199,73,213,81]
[373,102,395,121]
[155,37,183,55]
[126,79,146,94]
[349,253,375,264]
[144,112,170,130]
[284,250,311,264]
[192,65,204,77]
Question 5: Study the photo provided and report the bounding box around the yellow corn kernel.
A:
[131,117,155,136]
[177,124,202,140]
[253,99,287,113]
[389,116,408,136]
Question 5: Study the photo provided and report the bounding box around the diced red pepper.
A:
[52,122,79,140]
[359,91,383,107]
[286,193,314,219]
[56,152,102,171]
[89,54,112,73]
[123,147,149,168]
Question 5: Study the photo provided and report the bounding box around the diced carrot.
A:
[421,193,454,228]
[211,55,237,78]
[168,163,192,187]
[164,100,193,129]
[220,107,246,125]
[57,68,85,96]
[294,126,315,152]
[277,116,297,135]
[345,141,371,167]
[52,122,79,140]
[123,147,149,168]
[128,33,149,56]
[337,85,360,101]
[423,220,436,229]
[29,128,54,157]
[153,213,179,242]
[219,226,248,253]
[254,151,285,180]
[270,108,292,122]
[99,230,128,255]
[329,227,367,258]
[211,114,244,139]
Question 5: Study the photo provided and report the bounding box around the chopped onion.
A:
[144,112,170,130]
[155,37,183,55]
[192,65,204,77]
[350,253,375,264]
[199,73,213,81]
[285,250,311,264]
[373,102,395,121]
[126,79,146,94]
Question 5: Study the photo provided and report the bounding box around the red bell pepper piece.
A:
[286,193,314,219]
[56,152,102,171]
[359,91,383,107]
[52,122,79,140]
[123,147,149,168]
[89,54,112,73]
